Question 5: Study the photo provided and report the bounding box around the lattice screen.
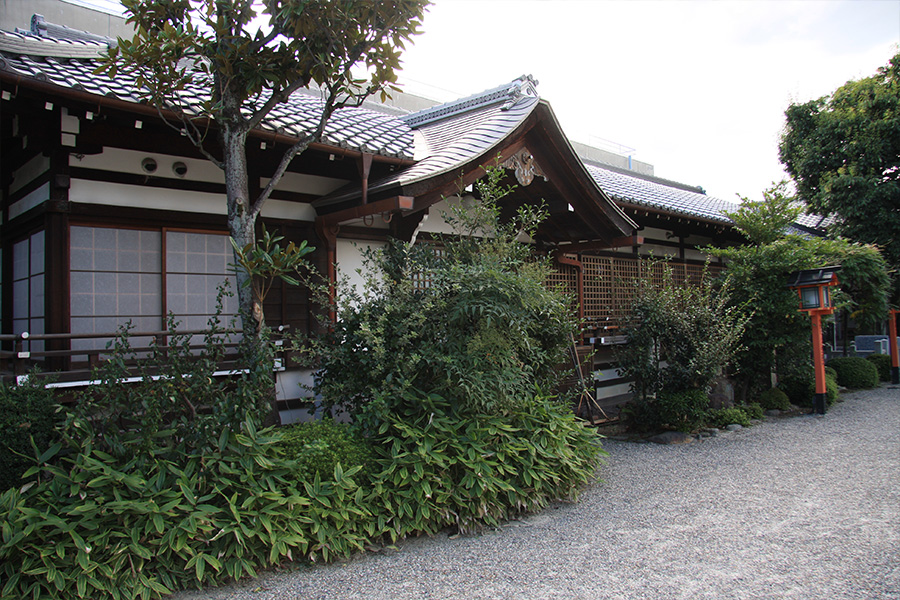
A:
[545,257,579,314]
[575,257,725,333]
[581,255,611,327]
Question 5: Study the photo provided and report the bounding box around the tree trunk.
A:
[221,121,281,426]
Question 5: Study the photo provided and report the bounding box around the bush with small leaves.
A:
[654,388,710,432]
[827,356,879,389]
[759,387,791,411]
[779,369,839,407]
[865,353,892,382]
[707,406,752,429]
[275,418,374,484]
[741,402,765,420]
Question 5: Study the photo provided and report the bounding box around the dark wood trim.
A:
[67,202,230,232]
[70,167,228,195]
[338,225,392,242]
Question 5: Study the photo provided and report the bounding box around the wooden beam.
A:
[317,195,414,228]
[555,235,644,253]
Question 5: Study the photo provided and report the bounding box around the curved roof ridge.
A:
[0,28,108,59]
[401,75,539,128]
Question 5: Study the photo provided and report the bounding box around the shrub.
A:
[275,418,374,484]
[866,353,892,382]
[758,387,791,411]
[779,369,840,407]
[654,388,710,432]
[0,376,62,491]
[707,406,752,428]
[365,389,604,538]
[825,374,839,405]
[314,165,577,417]
[779,370,816,407]
[827,356,879,389]
[0,420,334,599]
[825,365,838,381]
[742,402,765,420]
[616,260,749,401]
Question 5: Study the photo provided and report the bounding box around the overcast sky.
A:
[395,0,900,202]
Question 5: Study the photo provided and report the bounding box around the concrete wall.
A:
[0,0,133,39]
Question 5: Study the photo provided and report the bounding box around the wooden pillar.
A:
[811,311,827,415]
[889,309,899,385]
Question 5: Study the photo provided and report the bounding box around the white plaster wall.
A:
[68,179,317,221]
[336,238,386,299]
[415,195,478,237]
[72,147,226,184]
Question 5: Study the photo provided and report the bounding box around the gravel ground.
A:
[174,385,900,600]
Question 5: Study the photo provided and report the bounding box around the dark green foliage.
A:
[709,183,891,398]
[654,389,710,433]
[0,311,375,598]
[742,402,765,420]
[74,289,275,462]
[827,356,880,389]
[275,419,374,484]
[618,397,662,434]
[825,365,839,381]
[0,421,324,599]
[707,407,752,429]
[780,52,900,301]
[364,389,605,538]
[866,353,892,382]
[826,374,839,405]
[0,376,62,491]
[315,166,577,416]
[779,369,840,406]
[759,387,791,411]
[616,260,748,401]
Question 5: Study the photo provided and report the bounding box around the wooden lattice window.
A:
[581,255,611,328]
[545,258,579,313]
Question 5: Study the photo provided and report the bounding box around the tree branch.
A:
[249,133,315,219]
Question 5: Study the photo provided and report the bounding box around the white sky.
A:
[395,0,900,202]
[74,0,900,202]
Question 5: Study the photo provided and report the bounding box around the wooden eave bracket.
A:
[317,195,414,229]
[555,234,644,253]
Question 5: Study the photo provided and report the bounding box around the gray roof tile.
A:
[0,29,414,160]
[584,162,736,224]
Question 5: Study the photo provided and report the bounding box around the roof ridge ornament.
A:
[401,75,540,128]
[502,75,539,110]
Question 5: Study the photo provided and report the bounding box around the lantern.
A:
[786,266,841,415]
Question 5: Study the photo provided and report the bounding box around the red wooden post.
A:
[889,309,899,385]
[810,311,827,414]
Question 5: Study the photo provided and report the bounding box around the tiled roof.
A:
[0,23,831,235]
[314,76,541,207]
[395,80,540,185]
[0,29,414,160]
[584,162,737,224]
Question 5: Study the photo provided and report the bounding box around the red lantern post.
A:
[889,309,899,385]
[787,267,841,415]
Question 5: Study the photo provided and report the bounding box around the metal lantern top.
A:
[786,266,841,312]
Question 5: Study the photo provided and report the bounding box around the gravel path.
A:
[174,385,900,600]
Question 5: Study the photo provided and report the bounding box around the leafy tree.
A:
[615,259,749,431]
[101,0,428,334]
[779,51,900,300]
[709,184,890,398]
[313,165,578,419]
